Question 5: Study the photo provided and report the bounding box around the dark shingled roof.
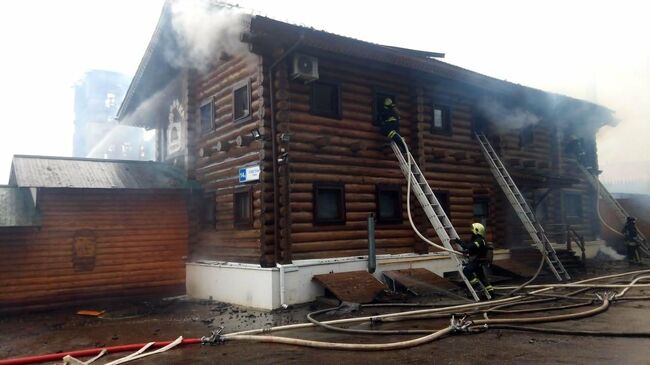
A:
[0,186,40,227]
[9,155,196,190]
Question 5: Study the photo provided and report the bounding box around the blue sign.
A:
[239,165,260,183]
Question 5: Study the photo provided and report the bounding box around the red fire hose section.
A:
[0,338,202,365]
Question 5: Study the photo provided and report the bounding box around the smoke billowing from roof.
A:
[478,97,540,133]
[166,0,252,72]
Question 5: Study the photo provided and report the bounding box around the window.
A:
[564,192,583,219]
[432,105,451,135]
[313,183,346,225]
[519,125,534,147]
[199,98,214,133]
[311,81,341,119]
[233,81,251,122]
[373,91,396,125]
[202,192,216,227]
[434,191,450,217]
[376,184,402,224]
[472,115,486,134]
[233,188,253,228]
[473,197,489,227]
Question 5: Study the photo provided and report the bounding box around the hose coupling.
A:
[595,291,614,303]
[450,315,472,333]
[201,327,225,345]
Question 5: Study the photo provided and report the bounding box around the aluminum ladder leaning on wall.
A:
[577,164,649,253]
[390,142,490,301]
[475,133,570,281]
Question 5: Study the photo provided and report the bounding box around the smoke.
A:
[120,79,179,128]
[595,245,626,261]
[477,97,540,133]
[166,0,253,72]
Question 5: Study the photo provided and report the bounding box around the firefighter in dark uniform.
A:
[379,97,406,151]
[623,216,642,265]
[454,223,494,297]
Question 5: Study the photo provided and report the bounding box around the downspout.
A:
[268,33,304,308]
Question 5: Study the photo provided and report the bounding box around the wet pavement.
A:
[2,261,650,364]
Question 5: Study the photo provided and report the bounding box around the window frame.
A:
[310,80,342,119]
[232,79,252,123]
[199,97,215,134]
[201,191,217,228]
[431,104,452,135]
[372,89,397,126]
[563,191,583,221]
[519,125,534,147]
[313,182,346,225]
[233,187,253,229]
[473,196,489,227]
[375,184,403,224]
[434,190,451,218]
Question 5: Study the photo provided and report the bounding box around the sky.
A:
[0,0,648,192]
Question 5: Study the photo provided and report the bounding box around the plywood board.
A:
[312,271,386,303]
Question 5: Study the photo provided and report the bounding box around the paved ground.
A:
[2,261,650,365]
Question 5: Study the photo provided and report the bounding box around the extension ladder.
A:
[577,165,649,250]
[475,133,570,281]
[391,142,490,301]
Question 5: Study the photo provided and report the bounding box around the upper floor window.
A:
[519,125,534,147]
[200,98,214,133]
[373,91,396,125]
[432,105,451,135]
[376,184,402,224]
[313,182,346,225]
[311,81,341,119]
[233,81,251,122]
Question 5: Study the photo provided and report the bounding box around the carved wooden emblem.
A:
[73,229,97,272]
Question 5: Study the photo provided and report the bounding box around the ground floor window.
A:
[473,196,489,227]
[313,182,346,225]
[234,187,253,228]
[376,184,402,224]
[434,191,450,217]
[564,192,583,220]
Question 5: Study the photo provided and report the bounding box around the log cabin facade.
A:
[0,156,193,311]
[117,6,614,295]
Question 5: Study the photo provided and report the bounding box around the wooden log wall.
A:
[189,53,267,265]
[282,52,432,261]
[419,83,499,248]
[0,189,188,310]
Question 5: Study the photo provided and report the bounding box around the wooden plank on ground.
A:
[383,268,457,296]
[312,271,385,303]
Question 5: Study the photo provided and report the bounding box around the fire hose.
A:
[3,271,650,364]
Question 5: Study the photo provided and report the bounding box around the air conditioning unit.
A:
[291,54,319,83]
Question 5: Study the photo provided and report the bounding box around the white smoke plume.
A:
[166,0,253,72]
[478,97,540,133]
[596,245,626,261]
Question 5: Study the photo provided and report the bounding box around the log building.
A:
[117,5,614,309]
[0,156,193,311]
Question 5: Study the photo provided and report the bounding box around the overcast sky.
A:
[0,0,648,190]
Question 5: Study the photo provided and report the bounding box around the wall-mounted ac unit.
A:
[291,54,319,83]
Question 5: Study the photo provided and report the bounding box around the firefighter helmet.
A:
[383,97,394,107]
[471,223,486,237]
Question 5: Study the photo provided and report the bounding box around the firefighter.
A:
[454,223,494,298]
[379,97,406,151]
[623,216,642,265]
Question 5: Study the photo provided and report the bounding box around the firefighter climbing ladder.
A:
[391,142,489,301]
[578,165,649,252]
[475,133,570,281]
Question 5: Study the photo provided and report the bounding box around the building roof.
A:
[118,2,614,129]
[9,155,196,190]
[0,186,40,227]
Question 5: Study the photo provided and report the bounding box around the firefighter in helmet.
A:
[623,216,642,265]
[454,223,494,298]
[379,97,406,151]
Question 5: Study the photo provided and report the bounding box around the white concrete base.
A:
[186,249,510,310]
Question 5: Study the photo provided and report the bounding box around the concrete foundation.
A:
[186,250,510,310]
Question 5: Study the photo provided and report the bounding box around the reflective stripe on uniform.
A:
[388,130,397,138]
[469,278,479,285]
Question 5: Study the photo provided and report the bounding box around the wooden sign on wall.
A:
[73,229,97,272]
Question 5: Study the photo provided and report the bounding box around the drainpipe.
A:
[368,213,376,274]
[269,34,304,309]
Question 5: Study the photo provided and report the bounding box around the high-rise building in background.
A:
[73,70,154,160]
